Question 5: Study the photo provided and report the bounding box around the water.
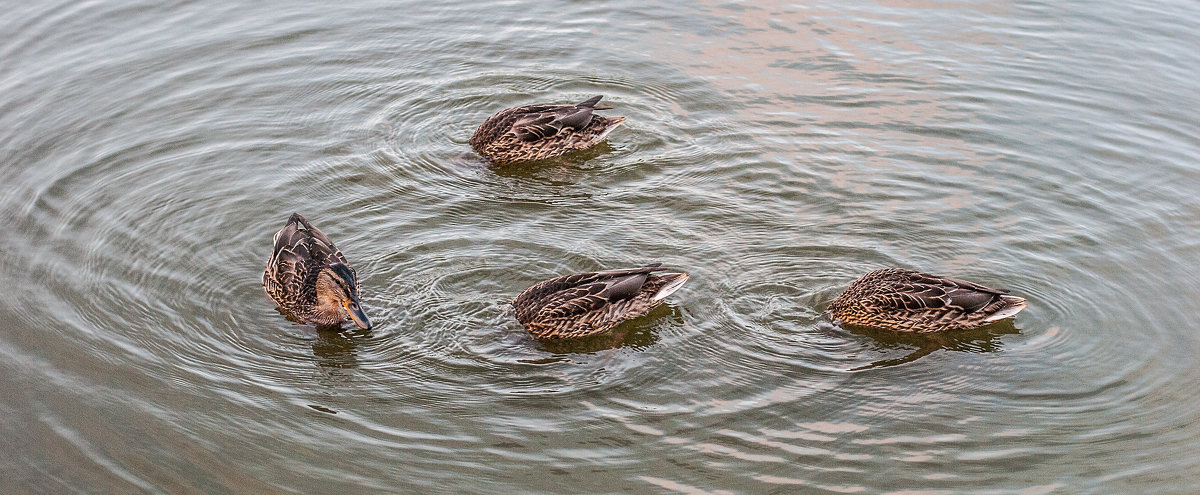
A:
[2,0,1199,493]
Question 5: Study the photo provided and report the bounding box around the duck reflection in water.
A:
[311,325,371,374]
[846,319,1020,370]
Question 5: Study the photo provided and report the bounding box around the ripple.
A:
[3,0,1200,492]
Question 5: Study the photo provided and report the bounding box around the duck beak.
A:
[345,300,372,330]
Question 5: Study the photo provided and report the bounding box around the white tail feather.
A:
[594,117,625,142]
[652,273,689,302]
[983,296,1027,322]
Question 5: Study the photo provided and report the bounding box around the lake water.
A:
[2,0,1199,493]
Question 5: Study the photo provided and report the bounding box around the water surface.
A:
[2,0,1199,493]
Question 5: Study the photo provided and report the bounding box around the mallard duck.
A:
[828,268,1026,333]
[263,213,371,329]
[512,264,689,340]
[469,95,625,163]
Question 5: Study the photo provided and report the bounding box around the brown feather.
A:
[512,264,689,340]
[470,95,625,163]
[828,268,1026,333]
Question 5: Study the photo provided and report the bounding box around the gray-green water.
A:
[3,0,1199,493]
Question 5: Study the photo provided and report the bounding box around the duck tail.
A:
[579,95,613,110]
[983,295,1027,322]
[592,116,625,142]
[651,273,690,302]
[578,95,604,107]
[287,212,314,231]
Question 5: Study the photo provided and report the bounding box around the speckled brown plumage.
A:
[469,95,625,163]
[828,268,1026,333]
[263,213,370,329]
[512,264,689,340]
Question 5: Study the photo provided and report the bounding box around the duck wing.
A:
[513,264,664,322]
[266,213,348,295]
[276,213,347,266]
[512,96,607,142]
[867,270,1007,313]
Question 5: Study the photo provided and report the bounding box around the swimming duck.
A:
[512,264,689,340]
[828,268,1026,333]
[470,95,625,163]
[263,213,371,329]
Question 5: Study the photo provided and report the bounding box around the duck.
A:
[469,95,625,163]
[263,213,371,329]
[512,264,689,340]
[828,268,1026,333]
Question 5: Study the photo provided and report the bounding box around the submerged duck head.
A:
[315,262,371,330]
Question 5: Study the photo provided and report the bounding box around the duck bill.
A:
[347,302,372,330]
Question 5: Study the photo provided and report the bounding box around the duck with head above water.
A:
[263,213,371,330]
[512,264,689,340]
[828,268,1026,333]
[469,95,625,163]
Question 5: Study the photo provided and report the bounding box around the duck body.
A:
[263,213,371,329]
[828,268,1025,333]
[512,264,689,340]
[470,95,625,163]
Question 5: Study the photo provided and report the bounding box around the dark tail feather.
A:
[580,94,614,110]
[600,273,651,301]
[577,95,604,108]
[287,212,312,230]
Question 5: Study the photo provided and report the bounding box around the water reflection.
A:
[311,326,370,373]
[846,320,1020,370]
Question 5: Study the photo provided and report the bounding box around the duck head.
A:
[315,262,371,330]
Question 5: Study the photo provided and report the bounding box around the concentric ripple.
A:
[2,0,1199,493]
